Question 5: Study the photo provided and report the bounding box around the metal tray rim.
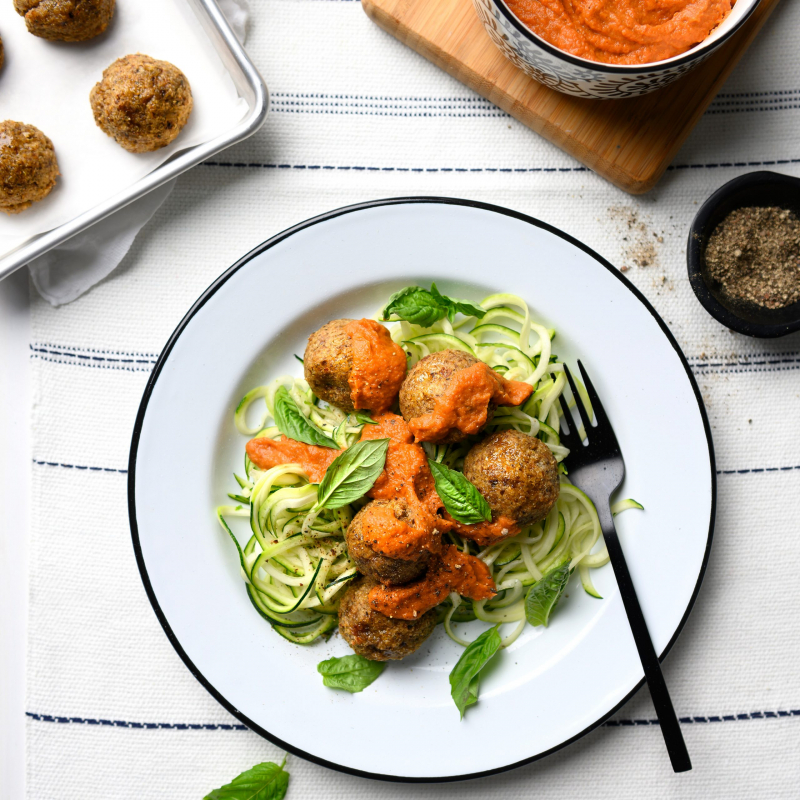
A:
[0,0,269,283]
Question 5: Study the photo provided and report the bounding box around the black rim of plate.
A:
[128,197,717,783]
[492,0,761,75]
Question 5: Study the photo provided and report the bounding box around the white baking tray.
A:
[0,0,268,282]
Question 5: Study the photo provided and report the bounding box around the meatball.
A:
[14,0,115,42]
[346,499,430,586]
[463,429,559,526]
[90,54,193,153]
[0,121,59,215]
[399,349,495,444]
[338,576,436,661]
[304,319,355,412]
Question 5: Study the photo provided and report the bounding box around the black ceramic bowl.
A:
[687,171,800,338]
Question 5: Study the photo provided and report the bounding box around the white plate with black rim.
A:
[129,198,715,782]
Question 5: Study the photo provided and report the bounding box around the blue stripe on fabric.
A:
[25,712,247,730]
[32,459,128,474]
[26,709,800,729]
[266,90,800,117]
[30,458,800,478]
[199,157,800,173]
[30,345,800,377]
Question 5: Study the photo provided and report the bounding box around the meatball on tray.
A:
[129,199,714,780]
[0,0,267,280]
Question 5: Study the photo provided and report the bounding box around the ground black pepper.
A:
[704,206,800,309]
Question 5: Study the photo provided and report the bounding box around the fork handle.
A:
[599,504,692,773]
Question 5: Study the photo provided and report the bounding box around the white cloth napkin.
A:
[26,0,250,307]
[23,0,800,798]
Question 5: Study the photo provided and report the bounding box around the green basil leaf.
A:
[430,283,487,321]
[525,561,572,627]
[317,653,385,692]
[449,626,502,719]
[203,758,289,800]
[316,438,389,509]
[273,386,337,449]
[353,412,378,425]
[382,284,487,326]
[381,286,448,327]
[428,460,492,524]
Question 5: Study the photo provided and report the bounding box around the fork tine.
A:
[557,398,579,449]
[576,360,610,431]
[563,363,593,436]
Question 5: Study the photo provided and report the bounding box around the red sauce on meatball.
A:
[343,319,406,413]
[407,361,533,443]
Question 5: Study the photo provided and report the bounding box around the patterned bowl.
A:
[472,0,762,98]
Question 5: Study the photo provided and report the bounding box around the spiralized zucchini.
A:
[218,292,635,648]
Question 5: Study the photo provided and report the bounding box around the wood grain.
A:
[362,0,781,194]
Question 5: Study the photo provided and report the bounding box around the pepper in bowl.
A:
[687,171,800,338]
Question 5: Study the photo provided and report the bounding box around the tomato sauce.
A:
[408,361,533,443]
[344,319,406,413]
[368,544,497,620]
[361,412,443,558]
[448,515,521,547]
[245,436,339,483]
[504,0,734,66]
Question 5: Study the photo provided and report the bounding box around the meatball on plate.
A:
[130,198,714,781]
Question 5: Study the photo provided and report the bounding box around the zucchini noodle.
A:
[218,292,640,649]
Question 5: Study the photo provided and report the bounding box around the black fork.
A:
[559,361,692,774]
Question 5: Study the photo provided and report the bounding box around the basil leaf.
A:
[449,626,502,719]
[382,286,448,327]
[317,653,385,692]
[382,284,486,326]
[430,282,486,322]
[316,438,389,509]
[204,758,289,800]
[525,561,572,627]
[428,460,492,524]
[273,385,337,449]
[353,412,378,425]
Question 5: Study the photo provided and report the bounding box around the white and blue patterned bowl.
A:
[472,0,762,98]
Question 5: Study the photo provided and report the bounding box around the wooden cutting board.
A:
[362,0,781,194]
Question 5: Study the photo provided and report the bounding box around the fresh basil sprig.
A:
[316,438,389,509]
[449,626,502,719]
[428,460,492,524]
[273,385,336,449]
[429,283,486,322]
[204,757,289,800]
[382,283,486,326]
[525,561,572,627]
[317,653,385,693]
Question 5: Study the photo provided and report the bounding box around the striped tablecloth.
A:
[24,1,800,797]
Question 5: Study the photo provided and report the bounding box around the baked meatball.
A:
[463,429,559,526]
[14,0,115,42]
[338,576,436,661]
[399,349,496,444]
[0,121,59,214]
[90,54,193,153]
[346,499,431,586]
[304,319,356,412]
